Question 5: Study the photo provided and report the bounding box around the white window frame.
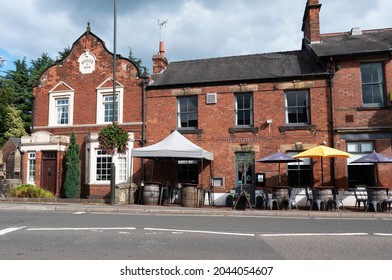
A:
[360,62,385,107]
[234,92,253,127]
[96,88,124,124]
[48,92,74,126]
[85,135,131,184]
[27,152,36,184]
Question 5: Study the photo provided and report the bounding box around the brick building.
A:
[20,26,145,197]
[19,0,392,202]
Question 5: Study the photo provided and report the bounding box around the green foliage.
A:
[62,132,80,198]
[56,46,71,61]
[98,122,129,154]
[10,184,55,198]
[236,152,255,182]
[4,105,28,138]
[128,47,149,76]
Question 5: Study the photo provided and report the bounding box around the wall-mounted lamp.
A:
[266,119,272,132]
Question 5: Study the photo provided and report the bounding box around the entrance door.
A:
[235,152,255,205]
[41,151,57,194]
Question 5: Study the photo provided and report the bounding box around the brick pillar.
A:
[302,0,321,43]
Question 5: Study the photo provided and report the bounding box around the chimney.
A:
[302,0,322,44]
[152,41,168,76]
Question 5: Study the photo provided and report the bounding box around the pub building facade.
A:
[19,0,392,204]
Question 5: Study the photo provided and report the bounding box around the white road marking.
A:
[259,232,369,237]
[72,212,86,215]
[27,227,136,231]
[0,227,26,236]
[373,233,392,236]
[144,227,255,237]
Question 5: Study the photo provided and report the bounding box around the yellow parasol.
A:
[293,145,351,186]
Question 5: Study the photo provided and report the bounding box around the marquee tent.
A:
[131,130,213,160]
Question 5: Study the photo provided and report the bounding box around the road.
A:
[1,208,391,260]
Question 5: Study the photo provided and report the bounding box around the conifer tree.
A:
[62,132,80,198]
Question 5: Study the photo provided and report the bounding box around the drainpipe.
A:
[141,77,148,183]
[328,62,336,192]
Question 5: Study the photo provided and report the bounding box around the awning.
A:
[131,130,213,160]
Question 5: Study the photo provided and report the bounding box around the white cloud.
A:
[0,0,391,73]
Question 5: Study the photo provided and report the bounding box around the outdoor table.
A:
[366,187,389,212]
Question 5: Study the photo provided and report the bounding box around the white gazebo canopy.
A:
[131,130,213,161]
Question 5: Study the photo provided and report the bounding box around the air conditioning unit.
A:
[206,93,217,104]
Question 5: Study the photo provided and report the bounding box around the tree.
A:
[57,46,71,61]
[4,105,28,138]
[62,132,81,198]
[236,152,255,189]
[128,47,149,75]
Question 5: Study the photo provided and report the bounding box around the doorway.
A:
[235,152,255,204]
[41,151,57,194]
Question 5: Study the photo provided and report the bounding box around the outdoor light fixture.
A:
[266,119,272,132]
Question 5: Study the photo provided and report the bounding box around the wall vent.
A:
[206,93,217,104]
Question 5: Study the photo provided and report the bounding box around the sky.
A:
[1,0,392,74]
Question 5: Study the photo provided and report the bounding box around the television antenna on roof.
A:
[158,19,168,41]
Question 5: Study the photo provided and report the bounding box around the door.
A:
[235,152,255,205]
[41,151,57,194]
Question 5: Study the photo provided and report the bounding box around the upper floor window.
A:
[285,90,310,124]
[360,62,385,107]
[103,94,118,123]
[96,89,123,124]
[177,96,198,129]
[235,92,253,126]
[56,98,69,125]
[49,92,74,126]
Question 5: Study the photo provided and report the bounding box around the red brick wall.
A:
[145,79,333,192]
[31,32,144,197]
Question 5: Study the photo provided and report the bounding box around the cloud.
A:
[0,0,391,73]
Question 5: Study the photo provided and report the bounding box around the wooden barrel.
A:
[181,184,200,208]
[272,188,289,209]
[143,184,160,205]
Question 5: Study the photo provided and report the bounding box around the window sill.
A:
[357,105,389,111]
[229,127,259,134]
[279,124,316,134]
[176,128,203,135]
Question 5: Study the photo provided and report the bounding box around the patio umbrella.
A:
[350,151,392,186]
[293,145,351,186]
[256,151,300,186]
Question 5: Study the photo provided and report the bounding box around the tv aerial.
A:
[158,19,168,41]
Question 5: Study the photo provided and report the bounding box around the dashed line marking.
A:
[27,227,136,231]
[259,233,369,237]
[144,227,255,237]
[0,227,26,236]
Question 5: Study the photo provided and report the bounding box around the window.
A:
[85,133,132,184]
[287,152,312,187]
[347,141,375,188]
[118,154,127,182]
[96,150,112,181]
[360,62,385,106]
[285,90,310,124]
[49,92,74,126]
[103,94,118,123]
[235,93,253,126]
[177,160,198,183]
[27,152,36,184]
[55,98,69,124]
[96,86,124,124]
[177,96,198,129]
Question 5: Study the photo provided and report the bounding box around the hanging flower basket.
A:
[98,122,129,154]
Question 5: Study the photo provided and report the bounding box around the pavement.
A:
[1,197,391,218]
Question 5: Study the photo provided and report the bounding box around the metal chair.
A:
[262,189,279,210]
[159,180,170,205]
[305,187,313,208]
[366,189,382,212]
[310,188,325,211]
[284,188,299,210]
[382,191,392,212]
[330,188,345,211]
[354,187,368,210]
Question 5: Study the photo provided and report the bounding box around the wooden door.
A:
[41,152,57,194]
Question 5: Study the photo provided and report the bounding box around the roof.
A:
[149,50,327,88]
[309,28,392,57]
[132,130,213,160]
